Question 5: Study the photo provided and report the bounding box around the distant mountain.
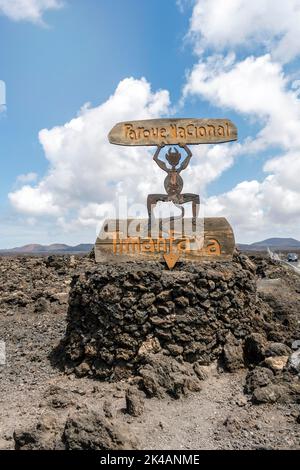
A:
[0,243,94,254]
[2,237,300,254]
[238,237,300,251]
[4,243,71,253]
[64,244,94,253]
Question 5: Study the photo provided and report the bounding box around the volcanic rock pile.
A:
[61,253,290,386]
[1,252,299,450]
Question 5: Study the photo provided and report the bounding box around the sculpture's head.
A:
[166,147,181,167]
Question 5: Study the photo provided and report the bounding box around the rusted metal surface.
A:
[147,144,199,229]
[163,252,180,270]
[108,118,238,146]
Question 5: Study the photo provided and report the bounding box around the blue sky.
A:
[1,0,300,247]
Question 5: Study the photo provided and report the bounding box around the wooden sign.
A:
[108,118,237,146]
[95,217,236,267]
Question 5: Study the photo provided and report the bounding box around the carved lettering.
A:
[129,129,136,140]
[207,125,216,137]
[170,124,177,138]
[187,124,194,137]
[110,233,223,257]
[217,125,225,137]
[178,126,186,139]
[141,238,155,253]
[112,119,237,145]
[226,122,230,136]
[124,124,132,139]
[198,126,206,137]
[205,239,221,256]
[160,127,167,138]
[156,238,167,252]
[177,238,191,253]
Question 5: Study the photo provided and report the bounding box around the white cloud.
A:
[9,76,242,238]
[16,172,38,184]
[263,152,300,193]
[184,53,300,152]
[205,180,264,229]
[9,78,171,230]
[189,0,300,63]
[9,184,61,216]
[205,169,300,243]
[7,1,300,243]
[183,141,241,192]
[0,0,63,24]
[183,48,300,240]
[176,0,193,13]
[0,80,6,113]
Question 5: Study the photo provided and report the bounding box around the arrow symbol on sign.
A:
[163,252,180,269]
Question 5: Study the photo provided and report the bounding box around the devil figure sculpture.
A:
[147,144,200,229]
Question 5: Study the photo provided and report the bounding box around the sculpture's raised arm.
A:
[178,144,192,172]
[153,145,168,172]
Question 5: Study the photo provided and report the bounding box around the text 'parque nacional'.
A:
[108,118,238,146]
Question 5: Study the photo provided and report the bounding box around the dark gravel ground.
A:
[0,253,299,450]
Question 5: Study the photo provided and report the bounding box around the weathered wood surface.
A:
[108,118,238,146]
[95,217,235,265]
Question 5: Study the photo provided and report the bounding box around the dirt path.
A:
[135,367,242,450]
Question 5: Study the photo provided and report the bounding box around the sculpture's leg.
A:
[147,194,168,233]
[171,203,185,236]
[181,194,200,226]
[192,194,200,223]
[173,203,185,219]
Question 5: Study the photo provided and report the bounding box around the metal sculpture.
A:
[147,144,200,228]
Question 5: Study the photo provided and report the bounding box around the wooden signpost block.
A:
[95,217,235,268]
